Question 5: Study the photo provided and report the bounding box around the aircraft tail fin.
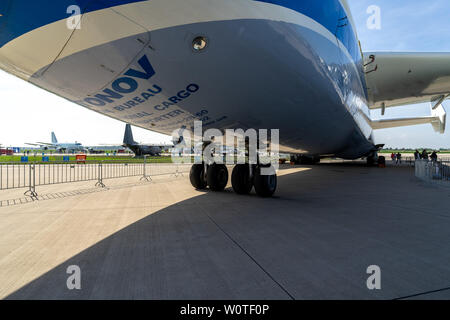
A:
[123,124,136,145]
[51,132,58,144]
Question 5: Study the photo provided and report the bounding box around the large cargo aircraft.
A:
[0,0,449,196]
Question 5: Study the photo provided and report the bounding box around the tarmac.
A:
[1,163,450,300]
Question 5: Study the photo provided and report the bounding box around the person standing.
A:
[421,149,429,160]
[396,152,402,164]
[391,152,396,162]
[431,151,438,162]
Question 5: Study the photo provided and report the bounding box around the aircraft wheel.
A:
[367,156,375,166]
[311,156,321,165]
[207,164,229,191]
[190,164,207,189]
[231,164,253,195]
[290,155,320,165]
[254,165,277,198]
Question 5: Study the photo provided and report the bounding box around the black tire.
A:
[311,156,321,165]
[207,164,229,191]
[253,166,277,198]
[291,155,320,165]
[231,164,253,195]
[190,164,207,189]
[299,156,311,165]
[301,156,320,165]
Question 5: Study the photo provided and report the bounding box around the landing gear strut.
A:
[366,152,382,166]
[189,137,278,197]
[366,153,386,167]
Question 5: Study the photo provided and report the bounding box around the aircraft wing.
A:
[364,52,450,110]
[147,143,174,147]
[362,104,446,134]
[36,142,56,146]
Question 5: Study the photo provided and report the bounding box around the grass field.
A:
[380,150,450,154]
[0,155,174,164]
[2,151,449,164]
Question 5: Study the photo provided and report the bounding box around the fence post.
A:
[95,161,106,188]
[24,162,38,199]
[175,164,181,178]
[140,155,151,181]
[172,162,185,178]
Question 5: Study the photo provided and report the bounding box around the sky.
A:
[348,0,450,148]
[0,71,172,147]
[0,0,449,149]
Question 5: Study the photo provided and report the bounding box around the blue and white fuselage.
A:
[0,0,376,158]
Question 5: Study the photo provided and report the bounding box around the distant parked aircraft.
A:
[26,132,85,153]
[123,124,173,157]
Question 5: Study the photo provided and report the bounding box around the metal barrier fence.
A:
[321,157,418,166]
[324,156,450,167]
[0,159,192,199]
[388,156,416,166]
[415,160,450,185]
[388,156,450,166]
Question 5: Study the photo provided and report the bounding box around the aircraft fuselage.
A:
[0,0,375,159]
